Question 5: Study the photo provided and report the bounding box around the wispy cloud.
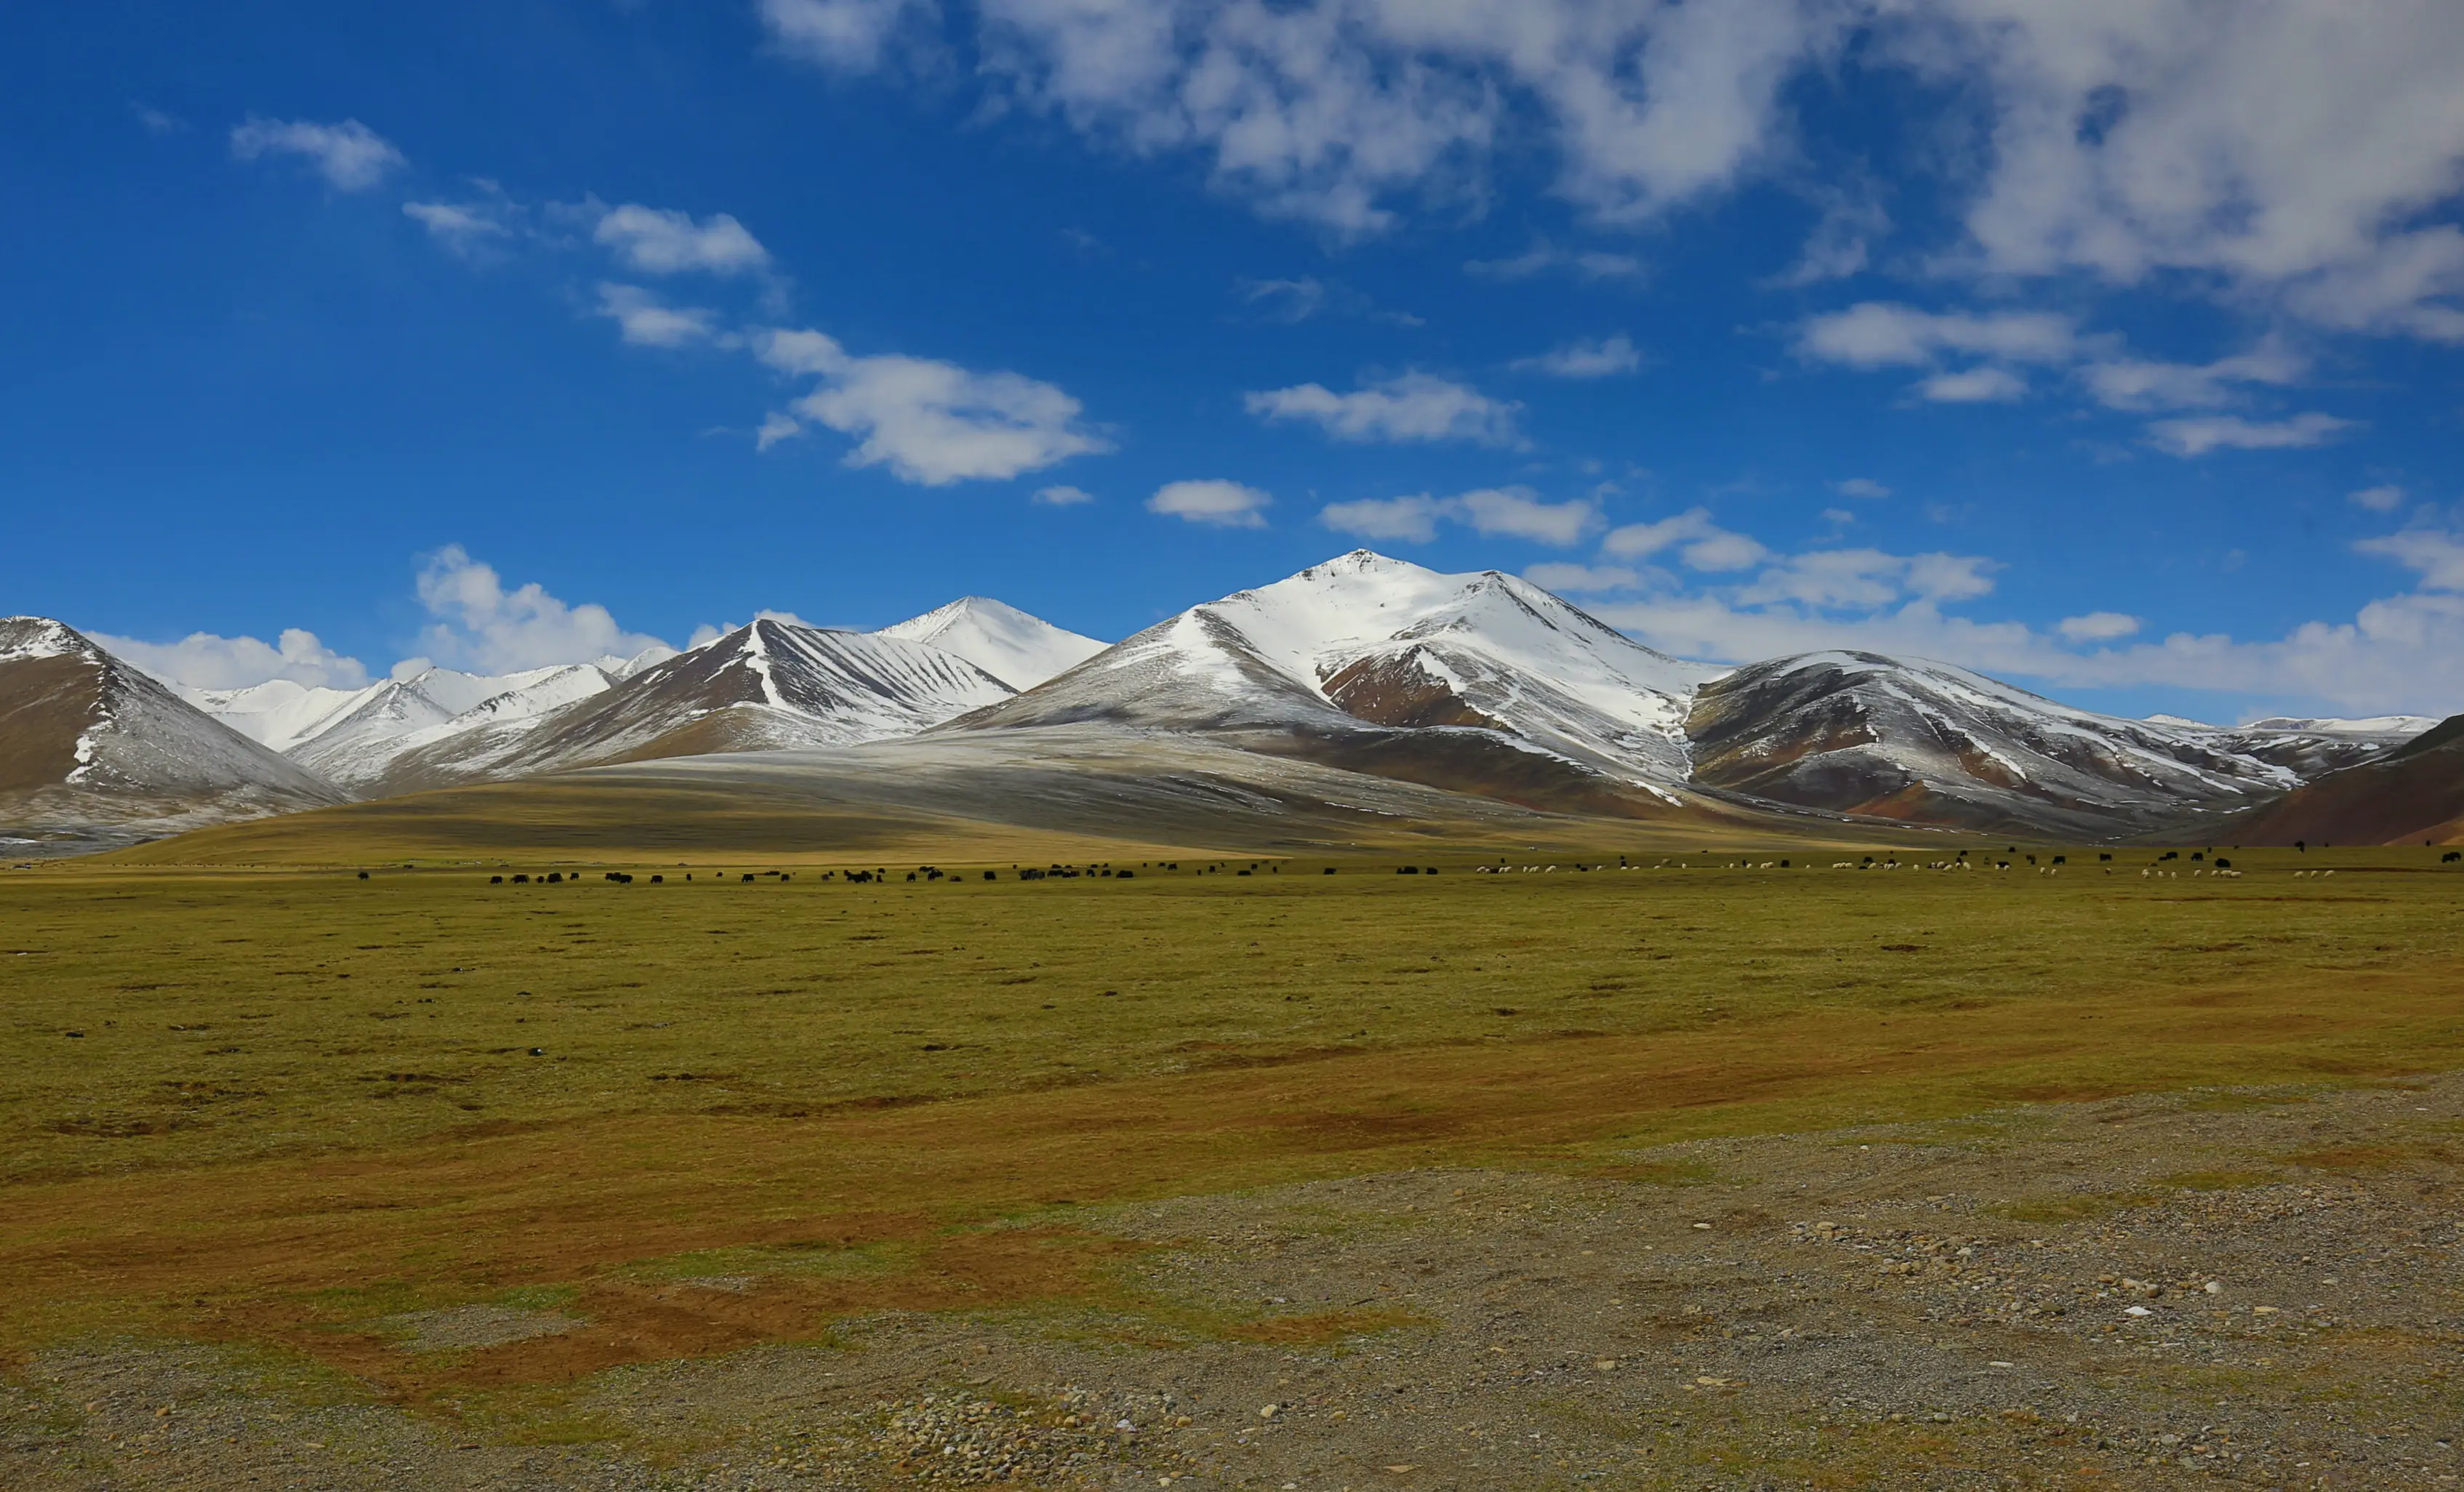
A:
[2145,412,2355,457]
[1510,334,1641,379]
[229,116,405,191]
[1320,487,1598,547]
[1247,372,1520,446]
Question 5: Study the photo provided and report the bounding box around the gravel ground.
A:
[3,1074,2457,1490]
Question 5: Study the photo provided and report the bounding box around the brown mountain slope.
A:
[1,617,345,854]
[2223,713,2464,845]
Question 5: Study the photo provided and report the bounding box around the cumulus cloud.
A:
[1032,484,1097,505]
[2145,412,2355,457]
[93,627,371,691]
[1894,1,2464,335]
[228,116,405,191]
[2355,526,2464,591]
[755,327,1110,484]
[764,2,2464,338]
[1833,477,1891,500]
[2348,484,2407,513]
[1148,478,1272,528]
[1319,488,1597,546]
[1600,508,1770,571]
[2058,611,2143,641]
[596,283,726,349]
[593,204,772,276]
[1453,488,1599,545]
[1738,548,1999,608]
[1245,372,1519,445]
[414,546,672,673]
[1511,334,1641,378]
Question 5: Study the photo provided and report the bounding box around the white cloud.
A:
[1319,487,1596,546]
[1574,514,2464,716]
[404,199,514,254]
[1917,366,2028,403]
[1797,302,2086,369]
[2145,411,2355,457]
[1832,477,1891,500]
[132,104,190,136]
[1033,484,1097,505]
[755,327,1110,484]
[92,627,370,691]
[1245,372,1519,445]
[1148,478,1271,528]
[2078,341,2306,412]
[1522,562,1641,594]
[1893,1,2464,337]
[1600,508,1770,571]
[1453,487,1598,545]
[1320,494,1444,543]
[1511,334,1641,378]
[2058,611,2142,641]
[755,412,805,451]
[1465,242,1647,281]
[593,204,772,276]
[2356,526,2464,592]
[229,116,406,191]
[2348,484,2407,513]
[760,0,936,71]
[1735,548,1998,609]
[596,283,726,349]
[769,2,2464,338]
[414,546,671,673]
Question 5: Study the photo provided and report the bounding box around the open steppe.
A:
[1,833,2459,1488]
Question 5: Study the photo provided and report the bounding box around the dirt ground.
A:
[3,1069,2456,1491]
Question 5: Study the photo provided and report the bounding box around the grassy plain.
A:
[2,842,2460,1416]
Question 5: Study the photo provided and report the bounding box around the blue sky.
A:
[7,0,2463,721]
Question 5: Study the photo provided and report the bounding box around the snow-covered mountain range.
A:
[6,556,2449,850]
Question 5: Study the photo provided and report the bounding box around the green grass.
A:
[1,842,2459,1397]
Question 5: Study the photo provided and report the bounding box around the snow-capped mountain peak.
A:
[947,551,1722,794]
[875,596,1106,691]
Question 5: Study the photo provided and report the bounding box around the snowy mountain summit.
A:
[875,596,1106,691]
[950,551,1724,801]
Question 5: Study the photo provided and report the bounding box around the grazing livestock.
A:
[489,875,503,884]
[2445,851,2462,864]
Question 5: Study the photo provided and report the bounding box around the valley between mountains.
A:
[4,552,2456,858]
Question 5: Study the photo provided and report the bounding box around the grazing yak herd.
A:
[420,847,2464,888]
